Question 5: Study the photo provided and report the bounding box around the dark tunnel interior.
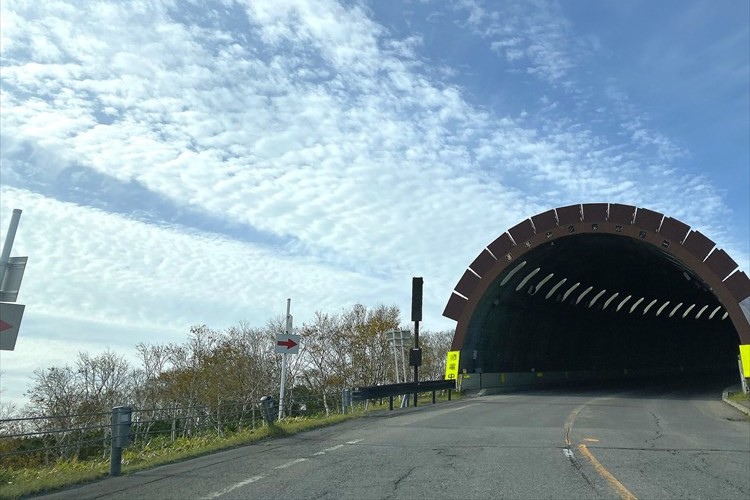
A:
[461,234,739,375]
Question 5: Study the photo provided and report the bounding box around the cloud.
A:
[457,0,581,83]
[0,0,747,406]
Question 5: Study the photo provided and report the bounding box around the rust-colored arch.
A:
[444,203,750,351]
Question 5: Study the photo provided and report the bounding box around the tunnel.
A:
[443,203,750,381]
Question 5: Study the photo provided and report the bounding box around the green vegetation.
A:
[727,390,750,403]
[1,394,460,499]
[0,302,456,500]
[0,412,360,500]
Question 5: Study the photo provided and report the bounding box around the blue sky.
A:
[1,0,748,407]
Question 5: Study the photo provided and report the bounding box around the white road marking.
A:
[201,439,364,498]
[274,458,307,469]
[201,475,265,499]
[312,444,344,456]
[563,448,575,459]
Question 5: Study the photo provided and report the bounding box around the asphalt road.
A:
[38,379,749,499]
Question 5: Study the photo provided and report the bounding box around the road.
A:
[39,379,749,499]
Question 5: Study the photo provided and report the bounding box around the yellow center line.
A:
[563,397,637,500]
[577,444,638,500]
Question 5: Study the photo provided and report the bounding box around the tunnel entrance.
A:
[443,204,750,379]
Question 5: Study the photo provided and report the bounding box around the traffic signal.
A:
[411,277,423,322]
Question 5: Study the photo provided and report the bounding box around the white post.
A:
[399,330,410,408]
[391,331,400,384]
[739,358,749,395]
[0,209,22,286]
[278,298,291,420]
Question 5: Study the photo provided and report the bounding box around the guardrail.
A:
[352,379,456,410]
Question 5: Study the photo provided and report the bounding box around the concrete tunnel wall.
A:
[443,203,750,375]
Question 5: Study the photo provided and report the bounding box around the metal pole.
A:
[399,333,409,408]
[0,209,22,286]
[739,358,749,395]
[413,319,419,406]
[278,298,290,420]
[391,331,400,384]
[110,407,122,477]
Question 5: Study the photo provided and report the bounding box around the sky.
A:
[0,0,748,408]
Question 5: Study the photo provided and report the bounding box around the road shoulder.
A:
[722,384,750,416]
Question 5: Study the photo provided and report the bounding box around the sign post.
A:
[277,299,297,419]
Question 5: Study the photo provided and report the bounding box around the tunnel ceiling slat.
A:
[669,302,684,317]
[655,300,670,316]
[534,273,555,293]
[682,303,696,318]
[575,286,594,304]
[695,305,708,319]
[642,298,658,315]
[629,297,645,313]
[602,292,619,310]
[545,278,567,299]
[588,289,607,308]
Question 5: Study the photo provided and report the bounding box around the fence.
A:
[0,391,348,470]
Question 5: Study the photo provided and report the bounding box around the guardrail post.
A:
[260,396,276,424]
[432,390,436,404]
[341,389,352,414]
[110,406,132,477]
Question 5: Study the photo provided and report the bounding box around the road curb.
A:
[722,387,750,416]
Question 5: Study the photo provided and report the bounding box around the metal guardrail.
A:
[352,379,455,410]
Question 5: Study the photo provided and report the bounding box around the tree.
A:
[418,330,454,381]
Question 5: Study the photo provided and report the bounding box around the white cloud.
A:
[0,0,747,407]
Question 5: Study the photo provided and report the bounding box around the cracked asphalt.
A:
[37,377,749,500]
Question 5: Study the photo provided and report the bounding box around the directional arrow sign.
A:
[275,334,300,354]
[0,302,25,351]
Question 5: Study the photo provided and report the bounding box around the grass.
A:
[727,390,750,403]
[0,393,462,499]
[0,412,359,500]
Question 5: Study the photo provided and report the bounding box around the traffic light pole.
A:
[413,318,419,406]
[411,277,423,407]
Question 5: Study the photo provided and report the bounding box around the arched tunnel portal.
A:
[443,203,750,379]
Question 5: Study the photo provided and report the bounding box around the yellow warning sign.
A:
[445,351,460,380]
[740,345,750,378]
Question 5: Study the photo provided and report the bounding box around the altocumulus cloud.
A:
[0,0,747,406]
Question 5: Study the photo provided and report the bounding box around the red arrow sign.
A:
[277,338,298,350]
[0,320,11,332]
